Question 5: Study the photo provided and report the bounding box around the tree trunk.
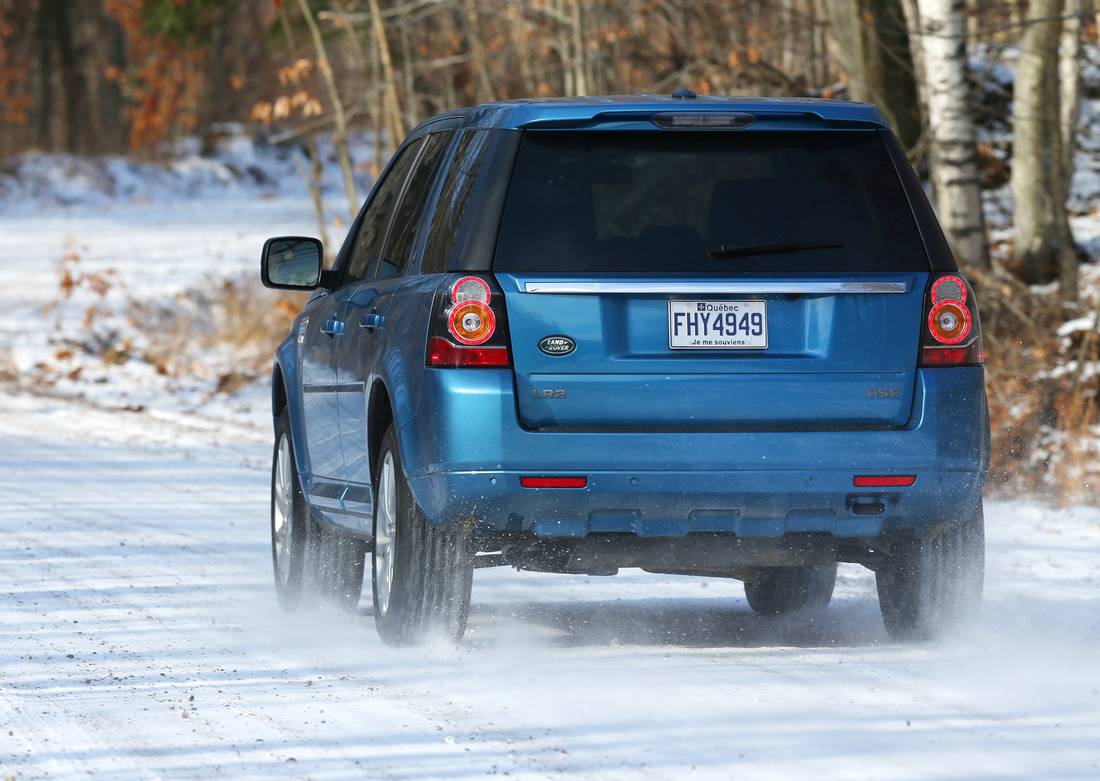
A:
[301,137,331,254]
[827,0,921,151]
[49,0,92,155]
[367,0,405,155]
[33,0,55,150]
[508,1,536,95]
[279,2,329,246]
[462,0,496,101]
[1057,0,1086,302]
[571,0,588,96]
[296,0,358,220]
[912,0,988,267]
[1012,0,1071,287]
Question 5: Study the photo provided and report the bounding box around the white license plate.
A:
[668,300,768,349]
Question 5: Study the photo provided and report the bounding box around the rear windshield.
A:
[493,131,928,273]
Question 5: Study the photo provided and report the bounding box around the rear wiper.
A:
[707,240,844,260]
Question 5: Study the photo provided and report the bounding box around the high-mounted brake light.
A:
[919,273,983,367]
[652,112,755,130]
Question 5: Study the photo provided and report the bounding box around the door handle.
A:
[360,313,385,331]
[320,318,345,336]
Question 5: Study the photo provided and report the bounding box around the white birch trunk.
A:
[912,0,987,266]
[1059,0,1085,188]
[1058,0,1087,301]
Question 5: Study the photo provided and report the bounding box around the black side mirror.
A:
[261,236,324,290]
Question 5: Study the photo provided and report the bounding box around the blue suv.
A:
[261,96,989,645]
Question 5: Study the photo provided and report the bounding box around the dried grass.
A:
[125,279,305,387]
[972,265,1100,503]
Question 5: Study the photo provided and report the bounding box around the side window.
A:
[421,130,494,274]
[343,138,422,284]
[373,130,453,280]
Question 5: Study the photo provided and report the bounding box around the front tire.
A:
[371,424,474,646]
[744,563,838,616]
[876,502,985,641]
[271,409,312,611]
[314,522,367,611]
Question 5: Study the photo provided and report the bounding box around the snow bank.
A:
[0,126,375,211]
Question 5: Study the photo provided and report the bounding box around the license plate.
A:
[668,300,768,349]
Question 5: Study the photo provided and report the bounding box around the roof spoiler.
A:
[519,110,887,131]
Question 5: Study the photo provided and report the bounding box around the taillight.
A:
[450,275,491,304]
[919,273,983,367]
[448,300,496,345]
[427,274,511,368]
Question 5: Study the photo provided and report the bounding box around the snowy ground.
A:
[1,390,1099,780]
[1,148,1099,779]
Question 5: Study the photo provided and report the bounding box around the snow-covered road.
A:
[1,388,1099,780]
[1,174,1098,779]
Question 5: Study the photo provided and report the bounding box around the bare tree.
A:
[1012,0,1074,294]
[826,0,921,151]
[1057,0,1088,302]
[278,2,330,251]
[462,0,496,101]
[296,0,358,220]
[906,0,987,267]
[367,0,405,155]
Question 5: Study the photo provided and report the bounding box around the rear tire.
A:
[744,563,837,616]
[371,424,474,646]
[876,502,985,641]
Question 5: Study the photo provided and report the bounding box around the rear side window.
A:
[493,131,928,273]
[375,130,453,280]
[422,130,495,274]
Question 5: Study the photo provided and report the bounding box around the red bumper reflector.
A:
[520,476,587,489]
[427,336,510,367]
[853,475,916,488]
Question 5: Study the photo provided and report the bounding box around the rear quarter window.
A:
[493,130,928,274]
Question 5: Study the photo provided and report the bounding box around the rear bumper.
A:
[407,468,983,538]
[399,367,989,537]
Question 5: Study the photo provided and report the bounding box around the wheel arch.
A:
[272,339,311,487]
[367,378,395,481]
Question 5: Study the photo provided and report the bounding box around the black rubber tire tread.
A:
[271,409,312,612]
[876,501,985,641]
[312,522,367,611]
[372,424,474,646]
[743,563,838,616]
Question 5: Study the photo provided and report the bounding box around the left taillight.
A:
[426,274,512,368]
[919,273,983,367]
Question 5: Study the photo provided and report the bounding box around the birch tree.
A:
[1057,0,1088,301]
[1012,0,1074,294]
[906,0,987,266]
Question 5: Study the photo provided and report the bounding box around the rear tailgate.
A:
[499,273,926,430]
[491,127,933,432]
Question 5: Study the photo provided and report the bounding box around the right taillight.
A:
[919,273,983,366]
[426,274,512,368]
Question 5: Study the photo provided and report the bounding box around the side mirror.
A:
[261,236,324,290]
